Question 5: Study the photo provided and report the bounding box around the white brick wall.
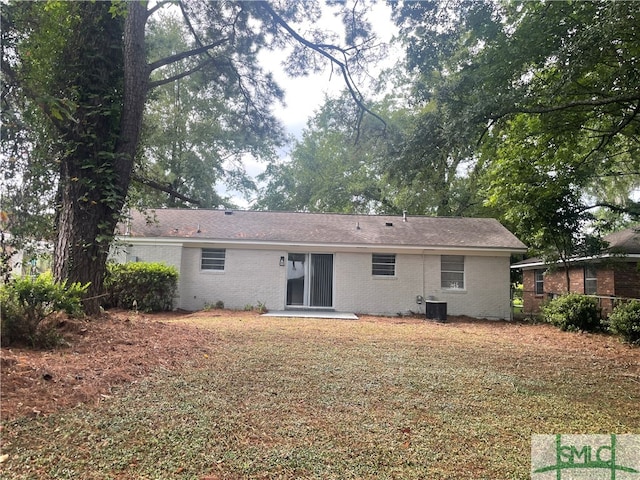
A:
[118,243,512,319]
[179,247,286,311]
[127,244,183,270]
[334,252,511,319]
[434,255,512,320]
[334,252,425,315]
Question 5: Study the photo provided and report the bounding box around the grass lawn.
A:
[1,312,639,479]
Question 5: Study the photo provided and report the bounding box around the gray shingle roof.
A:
[604,227,640,254]
[511,226,640,268]
[121,209,527,251]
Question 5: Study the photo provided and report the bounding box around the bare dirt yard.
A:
[2,309,637,421]
[0,309,232,420]
[1,309,638,479]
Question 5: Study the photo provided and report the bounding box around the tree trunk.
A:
[114,1,149,196]
[52,2,149,315]
[53,165,114,314]
[559,257,572,293]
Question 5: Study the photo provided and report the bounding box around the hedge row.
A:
[607,300,640,344]
[0,263,178,348]
[103,262,178,313]
[541,293,640,344]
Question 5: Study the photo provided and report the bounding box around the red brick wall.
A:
[543,267,584,295]
[614,262,640,298]
[521,261,639,316]
[521,268,575,314]
[522,269,545,315]
[598,268,615,296]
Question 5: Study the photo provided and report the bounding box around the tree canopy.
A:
[132,11,285,208]
[391,0,640,258]
[259,0,639,265]
[3,0,640,307]
[1,0,383,312]
[257,91,392,213]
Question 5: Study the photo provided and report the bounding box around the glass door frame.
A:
[285,253,334,308]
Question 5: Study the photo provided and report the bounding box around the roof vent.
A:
[224,210,233,216]
[385,222,393,227]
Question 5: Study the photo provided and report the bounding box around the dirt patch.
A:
[1,310,637,421]
[0,309,229,420]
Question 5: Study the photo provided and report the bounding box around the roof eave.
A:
[511,253,640,269]
[117,235,527,254]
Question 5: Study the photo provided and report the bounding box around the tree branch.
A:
[146,1,173,19]
[148,56,219,90]
[255,1,386,131]
[179,2,208,50]
[132,173,201,206]
[147,38,230,74]
[494,94,640,118]
[582,201,640,217]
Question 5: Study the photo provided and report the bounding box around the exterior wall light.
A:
[279,256,285,266]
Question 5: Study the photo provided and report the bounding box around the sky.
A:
[270,1,397,137]
[221,1,399,208]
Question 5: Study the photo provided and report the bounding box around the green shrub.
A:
[1,273,88,348]
[104,262,178,312]
[256,301,267,314]
[541,293,602,332]
[608,300,640,345]
[203,300,224,311]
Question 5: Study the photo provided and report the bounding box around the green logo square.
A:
[532,434,640,479]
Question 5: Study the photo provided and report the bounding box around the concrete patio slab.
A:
[262,310,359,320]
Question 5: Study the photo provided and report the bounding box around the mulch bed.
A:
[0,310,223,420]
[1,310,637,421]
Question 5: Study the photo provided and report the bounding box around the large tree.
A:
[1,1,382,312]
[257,90,393,213]
[392,0,640,253]
[133,12,285,208]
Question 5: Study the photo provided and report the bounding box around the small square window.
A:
[201,248,225,270]
[372,253,395,276]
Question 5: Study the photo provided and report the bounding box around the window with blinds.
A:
[201,248,225,271]
[441,255,464,289]
[372,253,396,276]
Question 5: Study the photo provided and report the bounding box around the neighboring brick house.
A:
[513,227,640,316]
[113,209,527,319]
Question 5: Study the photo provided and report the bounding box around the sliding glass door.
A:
[286,253,333,308]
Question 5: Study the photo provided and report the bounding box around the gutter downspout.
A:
[422,251,427,315]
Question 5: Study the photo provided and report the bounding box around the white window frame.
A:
[372,253,396,277]
[534,269,545,295]
[201,248,225,271]
[584,265,597,295]
[441,255,465,290]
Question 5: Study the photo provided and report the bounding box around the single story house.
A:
[113,209,527,319]
[512,227,640,316]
